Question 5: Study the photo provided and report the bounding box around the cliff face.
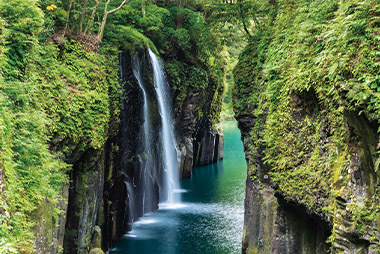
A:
[101,51,161,250]
[63,150,105,253]
[234,0,380,253]
[0,1,225,253]
[100,49,224,250]
[40,42,121,254]
[0,35,121,253]
[165,56,225,178]
[22,46,224,254]
[238,103,331,254]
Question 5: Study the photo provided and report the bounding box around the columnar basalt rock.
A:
[235,89,380,254]
[169,64,225,178]
[100,49,224,251]
[35,184,69,254]
[59,48,225,253]
[63,149,105,254]
[233,1,380,251]
[102,51,161,250]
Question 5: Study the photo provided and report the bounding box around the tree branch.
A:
[84,0,100,34]
[98,0,128,40]
[239,3,251,37]
[107,0,127,14]
[64,0,74,35]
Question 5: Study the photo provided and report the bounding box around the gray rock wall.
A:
[171,69,225,177]
[59,49,225,253]
[236,96,380,254]
[63,149,105,254]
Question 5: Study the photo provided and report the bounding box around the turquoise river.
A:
[110,121,246,254]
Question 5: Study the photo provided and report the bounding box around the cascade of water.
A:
[132,55,153,214]
[123,181,135,231]
[119,53,135,231]
[148,49,180,204]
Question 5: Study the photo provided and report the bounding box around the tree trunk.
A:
[64,0,74,35]
[142,1,146,18]
[97,0,128,41]
[176,0,184,29]
[84,0,100,34]
[239,3,251,36]
[98,12,109,40]
[78,0,89,34]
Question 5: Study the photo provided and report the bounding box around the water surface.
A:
[110,121,246,254]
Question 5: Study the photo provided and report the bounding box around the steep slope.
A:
[234,0,380,253]
[0,1,225,253]
[0,1,121,253]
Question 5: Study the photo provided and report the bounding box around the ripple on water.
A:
[159,202,188,210]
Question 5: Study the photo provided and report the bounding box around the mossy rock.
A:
[90,226,102,249]
[89,248,104,254]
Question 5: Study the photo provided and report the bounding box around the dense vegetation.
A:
[0,0,230,252]
[3,0,380,252]
[233,0,380,251]
[0,2,120,252]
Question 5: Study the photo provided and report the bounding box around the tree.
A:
[98,0,128,40]
[84,0,100,34]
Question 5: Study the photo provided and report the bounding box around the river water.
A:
[110,121,246,254]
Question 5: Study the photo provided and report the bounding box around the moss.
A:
[165,53,225,130]
[247,247,258,254]
[234,0,380,250]
[105,25,158,53]
[89,248,104,254]
[0,37,121,253]
[27,40,120,155]
[91,226,102,249]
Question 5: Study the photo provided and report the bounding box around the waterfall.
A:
[119,52,136,232]
[132,55,153,214]
[123,181,134,231]
[148,49,180,204]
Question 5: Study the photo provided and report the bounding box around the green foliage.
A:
[0,0,44,79]
[207,0,271,37]
[1,80,68,253]
[40,4,67,41]
[28,40,119,153]
[103,0,227,127]
[105,25,157,53]
[0,37,121,252]
[0,0,222,252]
[0,17,7,74]
[234,0,380,249]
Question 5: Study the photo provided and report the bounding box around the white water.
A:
[148,49,180,204]
[132,55,152,215]
[110,121,246,254]
[124,181,135,229]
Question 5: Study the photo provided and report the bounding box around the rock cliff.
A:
[100,49,224,250]
[0,0,225,252]
[234,0,380,253]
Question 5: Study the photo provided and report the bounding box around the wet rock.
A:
[90,226,102,249]
[35,183,69,253]
[237,97,380,253]
[63,149,105,254]
[89,248,104,254]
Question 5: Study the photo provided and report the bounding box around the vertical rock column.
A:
[63,149,105,254]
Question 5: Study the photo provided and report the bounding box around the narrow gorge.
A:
[100,48,225,252]
[1,0,380,254]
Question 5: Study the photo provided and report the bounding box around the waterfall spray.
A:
[132,55,154,214]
